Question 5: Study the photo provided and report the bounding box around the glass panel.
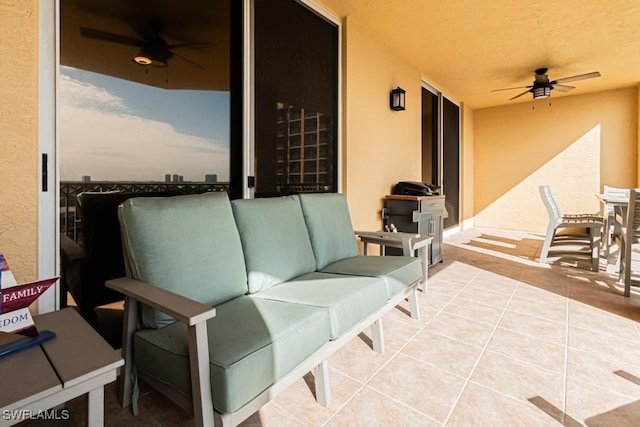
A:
[59,0,232,240]
[254,0,338,197]
[443,97,460,229]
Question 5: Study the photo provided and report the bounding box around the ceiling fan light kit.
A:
[133,46,169,67]
[532,86,550,99]
[133,55,153,65]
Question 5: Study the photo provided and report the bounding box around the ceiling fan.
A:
[80,18,211,68]
[492,68,601,101]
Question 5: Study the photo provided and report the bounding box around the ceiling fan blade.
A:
[80,27,144,47]
[492,85,532,92]
[553,84,575,92]
[172,52,205,69]
[126,17,163,42]
[554,71,601,84]
[167,42,215,49]
[509,90,531,100]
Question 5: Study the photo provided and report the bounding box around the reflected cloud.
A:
[59,69,229,182]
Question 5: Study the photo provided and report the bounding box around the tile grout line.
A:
[441,268,526,426]
[322,264,482,427]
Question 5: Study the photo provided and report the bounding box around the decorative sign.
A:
[0,253,58,358]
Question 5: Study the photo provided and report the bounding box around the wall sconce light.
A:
[390,87,406,111]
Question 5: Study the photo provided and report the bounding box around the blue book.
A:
[0,330,56,359]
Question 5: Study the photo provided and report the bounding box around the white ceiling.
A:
[319,0,640,109]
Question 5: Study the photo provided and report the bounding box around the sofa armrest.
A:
[108,277,217,423]
[355,230,420,240]
[106,277,216,326]
[354,231,424,250]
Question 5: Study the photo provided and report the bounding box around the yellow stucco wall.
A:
[474,87,638,233]
[638,85,640,185]
[0,0,39,281]
[342,18,422,232]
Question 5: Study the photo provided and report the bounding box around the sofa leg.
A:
[118,297,137,409]
[188,322,215,427]
[371,319,385,353]
[408,289,420,321]
[313,360,331,407]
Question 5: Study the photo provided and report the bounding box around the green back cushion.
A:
[299,193,359,269]
[119,193,248,328]
[231,196,317,293]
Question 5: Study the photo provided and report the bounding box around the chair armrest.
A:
[106,277,216,326]
[59,233,88,264]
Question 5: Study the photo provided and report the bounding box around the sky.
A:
[59,66,230,182]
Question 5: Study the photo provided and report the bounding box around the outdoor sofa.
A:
[107,191,427,426]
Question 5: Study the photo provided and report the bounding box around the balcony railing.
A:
[60,181,230,243]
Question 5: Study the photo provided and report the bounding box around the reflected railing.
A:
[60,181,230,243]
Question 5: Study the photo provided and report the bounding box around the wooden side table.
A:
[355,231,432,292]
[0,308,124,426]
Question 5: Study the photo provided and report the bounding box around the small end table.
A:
[0,308,124,426]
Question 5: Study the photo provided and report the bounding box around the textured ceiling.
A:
[319,0,640,109]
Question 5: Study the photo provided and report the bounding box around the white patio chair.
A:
[539,185,603,271]
[619,188,640,296]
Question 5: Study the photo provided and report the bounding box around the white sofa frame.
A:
[108,268,425,426]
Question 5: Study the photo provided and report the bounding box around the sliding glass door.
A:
[253,0,339,197]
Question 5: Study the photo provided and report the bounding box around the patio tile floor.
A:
[65,227,640,426]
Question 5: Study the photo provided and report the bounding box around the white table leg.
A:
[87,386,104,427]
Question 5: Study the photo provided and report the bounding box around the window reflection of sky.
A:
[59,66,230,182]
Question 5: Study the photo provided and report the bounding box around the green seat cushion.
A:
[298,194,359,270]
[231,196,317,293]
[133,296,330,414]
[253,272,387,339]
[321,255,423,298]
[119,193,248,328]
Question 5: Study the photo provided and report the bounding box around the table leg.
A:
[86,386,104,427]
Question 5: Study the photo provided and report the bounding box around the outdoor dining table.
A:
[596,192,629,226]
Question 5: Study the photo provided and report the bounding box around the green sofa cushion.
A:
[321,255,423,298]
[119,193,248,328]
[133,296,330,413]
[298,193,359,270]
[231,196,317,293]
[253,272,387,339]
